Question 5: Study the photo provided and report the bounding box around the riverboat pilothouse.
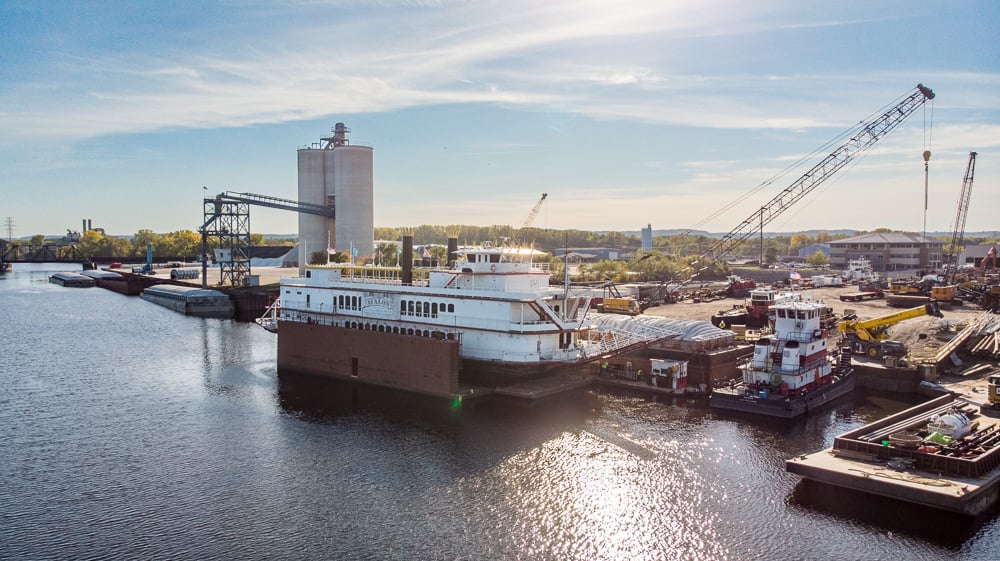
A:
[259,241,674,397]
[709,298,855,419]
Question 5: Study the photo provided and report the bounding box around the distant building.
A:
[797,243,830,259]
[957,245,997,268]
[552,247,621,262]
[828,232,943,272]
[641,224,653,252]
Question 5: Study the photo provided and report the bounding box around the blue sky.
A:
[2,0,998,238]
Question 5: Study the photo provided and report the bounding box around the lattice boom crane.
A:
[700,83,935,265]
[521,193,548,230]
[946,151,978,277]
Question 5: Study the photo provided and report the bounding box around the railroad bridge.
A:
[0,239,91,269]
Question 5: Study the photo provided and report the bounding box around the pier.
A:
[788,394,1000,515]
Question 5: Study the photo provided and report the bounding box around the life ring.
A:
[490,264,496,272]
[770,373,782,386]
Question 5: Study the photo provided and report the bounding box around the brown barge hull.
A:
[277,321,461,398]
[276,321,599,396]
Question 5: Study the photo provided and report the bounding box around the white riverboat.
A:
[258,241,691,396]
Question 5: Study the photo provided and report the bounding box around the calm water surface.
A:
[1,264,997,560]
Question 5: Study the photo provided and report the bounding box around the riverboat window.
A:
[422,302,429,317]
[448,304,454,313]
[432,302,438,316]
[490,254,500,263]
[306,295,310,307]
[408,301,414,315]
[306,271,311,278]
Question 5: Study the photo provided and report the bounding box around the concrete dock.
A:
[787,394,1000,516]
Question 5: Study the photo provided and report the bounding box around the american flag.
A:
[789,271,802,280]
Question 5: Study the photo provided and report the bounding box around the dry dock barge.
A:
[787,394,1000,515]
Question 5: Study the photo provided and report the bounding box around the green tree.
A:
[805,250,829,266]
[132,229,159,258]
[789,233,813,253]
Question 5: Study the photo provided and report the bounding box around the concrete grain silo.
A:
[297,123,374,269]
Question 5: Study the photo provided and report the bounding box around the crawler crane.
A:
[837,303,943,359]
[676,84,935,286]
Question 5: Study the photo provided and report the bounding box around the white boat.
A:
[259,241,686,396]
[842,257,879,283]
[709,298,854,418]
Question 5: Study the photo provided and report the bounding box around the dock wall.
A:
[853,363,924,393]
[630,345,744,391]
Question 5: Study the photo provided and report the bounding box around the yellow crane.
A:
[837,303,943,359]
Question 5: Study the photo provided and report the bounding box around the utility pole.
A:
[4,217,14,240]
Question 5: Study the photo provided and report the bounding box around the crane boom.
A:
[837,303,943,343]
[521,193,548,230]
[946,151,977,276]
[701,84,935,262]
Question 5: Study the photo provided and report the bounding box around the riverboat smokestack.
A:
[402,235,413,285]
[447,238,458,268]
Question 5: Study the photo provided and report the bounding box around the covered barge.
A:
[140,285,234,319]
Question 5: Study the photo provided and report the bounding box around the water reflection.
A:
[789,479,999,549]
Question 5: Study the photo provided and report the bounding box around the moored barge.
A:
[788,394,1000,515]
[49,272,96,288]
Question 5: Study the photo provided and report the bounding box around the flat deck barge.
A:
[787,394,1000,515]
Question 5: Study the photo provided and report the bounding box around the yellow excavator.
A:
[837,303,943,359]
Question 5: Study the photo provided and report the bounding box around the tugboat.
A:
[709,298,854,419]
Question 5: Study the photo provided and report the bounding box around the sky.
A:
[1,0,998,239]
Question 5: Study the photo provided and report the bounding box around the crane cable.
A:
[685,88,917,235]
[922,95,935,239]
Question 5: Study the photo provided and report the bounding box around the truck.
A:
[837,302,943,359]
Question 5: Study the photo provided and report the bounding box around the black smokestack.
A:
[447,238,458,268]
[402,236,413,285]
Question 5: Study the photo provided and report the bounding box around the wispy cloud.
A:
[6,0,990,147]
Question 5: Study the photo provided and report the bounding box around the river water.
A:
[1,263,997,560]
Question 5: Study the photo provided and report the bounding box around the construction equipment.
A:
[982,246,997,271]
[944,151,978,281]
[837,302,943,359]
[988,374,1000,408]
[693,84,934,268]
[595,280,642,315]
[520,193,548,230]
